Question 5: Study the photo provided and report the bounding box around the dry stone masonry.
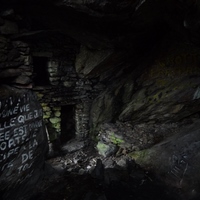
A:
[32,39,105,152]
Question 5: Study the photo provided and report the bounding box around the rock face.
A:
[90,38,200,129]
[0,85,48,200]
[96,121,179,157]
[0,35,33,88]
[130,121,200,199]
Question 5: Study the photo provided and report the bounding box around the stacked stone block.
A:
[0,14,33,88]
[0,38,32,88]
[33,47,105,143]
[42,103,61,141]
[75,102,91,139]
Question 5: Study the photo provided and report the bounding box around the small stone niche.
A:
[32,56,50,86]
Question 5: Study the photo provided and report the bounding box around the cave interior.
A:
[1,0,200,200]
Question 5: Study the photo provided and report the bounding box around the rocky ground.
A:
[29,139,183,200]
[26,118,199,200]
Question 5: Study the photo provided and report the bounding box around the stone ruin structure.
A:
[31,37,104,154]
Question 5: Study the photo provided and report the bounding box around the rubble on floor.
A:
[32,140,179,200]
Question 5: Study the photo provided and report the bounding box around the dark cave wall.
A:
[89,39,200,134]
[1,0,200,199]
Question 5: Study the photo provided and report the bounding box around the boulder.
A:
[0,85,48,200]
[130,120,200,199]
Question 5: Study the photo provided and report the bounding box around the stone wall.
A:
[0,33,33,88]
[33,45,105,145]
[75,102,91,139]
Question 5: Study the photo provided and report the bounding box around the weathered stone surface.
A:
[0,53,7,62]
[63,81,74,87]
[54,110,61,117]
[75,45,113,76]
[90,39,200,131]
[96,141,117,157]
[90,88,120,130]
[97,122,179,152]
[0,68,22,78]
[13,75,32,85]
[7,49,20,61]
[0,85,48,200]
[0,8,15,19]
[0,35,33,91]
[49,117,61,124]
[61,139,87,153]
[0,17,4,25]
[12,40,29,48]
[119,42,200,123]
[0,20,18,35]
[0,61,24,69]
[129,120,200,199]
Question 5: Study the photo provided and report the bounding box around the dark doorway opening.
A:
[60,105,76,144]
[33,56,49,86]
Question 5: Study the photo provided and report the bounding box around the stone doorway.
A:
[60,105,76,144]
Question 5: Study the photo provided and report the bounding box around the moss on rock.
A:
[109,132,125,146]
[54,111,61,117]
[49,117,61,124]
[96,141,117,157]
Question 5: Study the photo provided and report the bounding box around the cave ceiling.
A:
[0,0,200,78]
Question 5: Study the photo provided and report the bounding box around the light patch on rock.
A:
[193,86,200,100]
